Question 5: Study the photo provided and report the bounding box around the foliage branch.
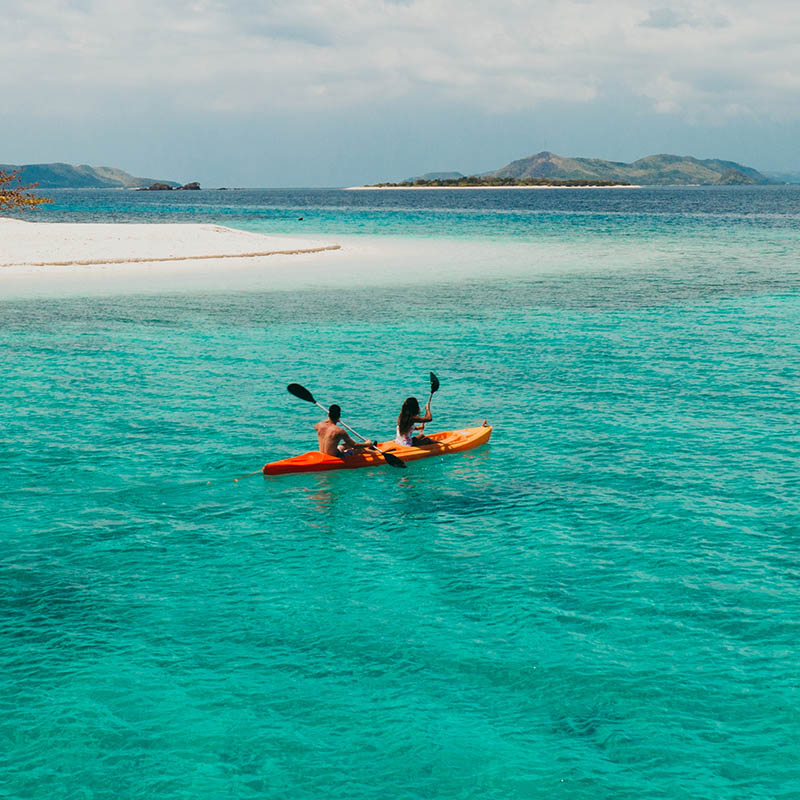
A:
[0,170,52,212]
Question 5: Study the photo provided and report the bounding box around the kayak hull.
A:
[263,424,492,476]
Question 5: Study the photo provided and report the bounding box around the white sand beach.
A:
[0,218,347,297]
[0,218,338,267]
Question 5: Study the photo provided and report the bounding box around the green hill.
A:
[486,152,768,185]
[0,163,179,189]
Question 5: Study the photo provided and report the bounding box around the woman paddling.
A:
[395,396,433,447]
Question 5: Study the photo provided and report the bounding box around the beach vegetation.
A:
[0,170,52,211]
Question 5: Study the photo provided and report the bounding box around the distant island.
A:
[362,152,775,188]
[763,169,800,184]
[369,176,631,188]
[0,163,181,189]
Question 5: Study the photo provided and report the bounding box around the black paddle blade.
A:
[287,383,315,403]
[382,451,407,468]
[429,372,440,393]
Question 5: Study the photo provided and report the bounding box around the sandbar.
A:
[0,218,652,300]
[0,218,339,267]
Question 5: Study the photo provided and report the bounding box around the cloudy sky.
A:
[2,0,798,185]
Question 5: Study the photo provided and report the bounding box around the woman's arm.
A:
[413,403,433,424]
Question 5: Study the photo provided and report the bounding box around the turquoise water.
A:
[2,187,800,798]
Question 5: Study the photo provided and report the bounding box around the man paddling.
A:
[314,404,372,459]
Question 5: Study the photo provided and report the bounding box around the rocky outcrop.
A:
[139,181,201,191]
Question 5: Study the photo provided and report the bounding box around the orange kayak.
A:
[263,423,492,475]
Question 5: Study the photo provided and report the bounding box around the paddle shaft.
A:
[418,372,439,433]
[418,393,433,434]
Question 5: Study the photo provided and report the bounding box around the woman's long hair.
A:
[398,397,421,434]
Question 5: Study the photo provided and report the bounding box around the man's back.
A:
[314,419,347,456]
[314,404,366,458]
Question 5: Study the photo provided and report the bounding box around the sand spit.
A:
[0,219,339,268]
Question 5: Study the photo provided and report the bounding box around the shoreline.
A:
[5,244,340,268]
[344,184,642,191]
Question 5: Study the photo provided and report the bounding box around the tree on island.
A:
[0,170,52,212]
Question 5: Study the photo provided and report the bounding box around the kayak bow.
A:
[263,423,492,476]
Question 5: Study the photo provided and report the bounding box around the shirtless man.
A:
[314,404,371,458]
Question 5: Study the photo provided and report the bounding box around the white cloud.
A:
[639,4,730,29]
[1,0,799,122]
[641,7,690,28]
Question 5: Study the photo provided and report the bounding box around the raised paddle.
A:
[418,371,440,434]
[287,383,406,468]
